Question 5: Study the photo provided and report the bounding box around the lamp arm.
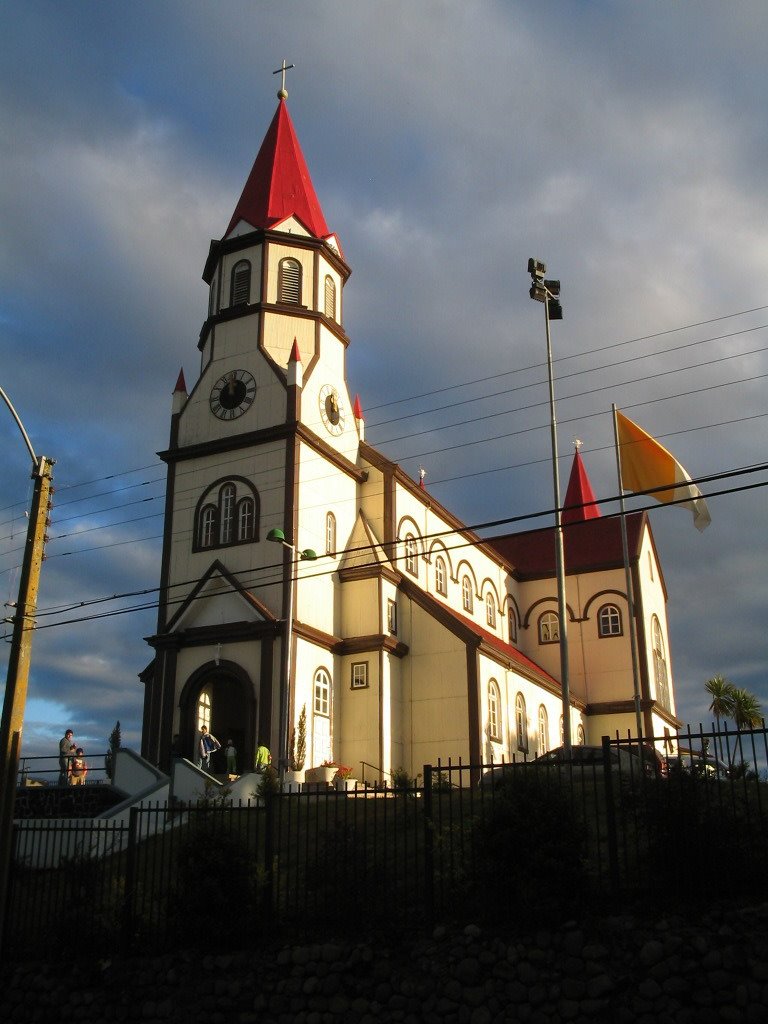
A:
[0,385,37,470]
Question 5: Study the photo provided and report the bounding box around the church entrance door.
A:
[181,662,255,775]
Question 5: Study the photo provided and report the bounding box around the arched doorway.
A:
[179,661,256,775]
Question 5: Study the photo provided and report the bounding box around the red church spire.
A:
[224,99,330,240]
[562,444,601,524]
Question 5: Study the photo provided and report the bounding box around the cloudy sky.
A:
[1,0,766,763]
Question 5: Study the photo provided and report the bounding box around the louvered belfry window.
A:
[231,260,251,306]
[278,258,302,304]
[324,275,336,320]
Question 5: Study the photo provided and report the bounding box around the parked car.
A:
[667,749,730,779]
[534,744,637,774]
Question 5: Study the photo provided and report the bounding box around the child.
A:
[69,748,88,786]
[225,739,237,777]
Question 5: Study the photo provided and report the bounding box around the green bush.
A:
[469,770,589,922]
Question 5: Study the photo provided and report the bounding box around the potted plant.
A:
[285,705,307,789]
[306,760,337,786]
[334,764,357,792]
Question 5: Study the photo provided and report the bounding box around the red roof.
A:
[488,512,646,579]
[224,99,330,239]
[562,450,601,525]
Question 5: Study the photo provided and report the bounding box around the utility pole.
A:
[0,384,54,953]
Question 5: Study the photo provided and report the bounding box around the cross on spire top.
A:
[273,59,295,99]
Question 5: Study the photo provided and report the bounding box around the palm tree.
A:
[705,675,734,762]
[730,688,763,730]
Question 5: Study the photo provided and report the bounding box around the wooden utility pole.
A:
[0,453,54,952]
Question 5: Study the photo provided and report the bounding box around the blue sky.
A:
[1,0,767,760]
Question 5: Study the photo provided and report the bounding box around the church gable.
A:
[165,560,276,634]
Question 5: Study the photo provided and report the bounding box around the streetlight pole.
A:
[527,260,572,756]
[0,384,54,952]
[266,528,317,782]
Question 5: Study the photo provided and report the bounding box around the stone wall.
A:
[2,903,768,1023]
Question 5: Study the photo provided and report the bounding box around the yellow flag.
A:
[615,410,711,532]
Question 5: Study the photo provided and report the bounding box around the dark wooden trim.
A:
[158,647,178,771]
[203,226,351,285]
[158,422,292,464]
[586,699,682,729]
[632,560,654,737]
[294,620,340,651]
[466,646,480,766]
[161,558,276,634]
[156,452,177,634]
[338,634,409,658]
[338,563,401,585]
[295,424,367,481]
[147,619,280,651]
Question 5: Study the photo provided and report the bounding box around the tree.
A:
[705,675,734,762]
[105,720,121,781]
[730,688,763,730]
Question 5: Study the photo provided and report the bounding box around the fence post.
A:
[262,790,276,928]
[121,806,138,953]
[601,736,620,893]
[423,763,434,927]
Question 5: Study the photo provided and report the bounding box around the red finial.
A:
[419,467,426,490]
[353,394,364,420]
[174,368,187,394]
[289,338,302,363]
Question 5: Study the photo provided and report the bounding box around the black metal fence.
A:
[6,726,768,961]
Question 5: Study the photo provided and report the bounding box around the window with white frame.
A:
[324,275,336,320]
[598,603,622,637]
[387,599,397,635]
[515,693,528,752]
[508,606,517,643]
[197,690,212,732]
[351,662,368,689]
[538,611,560,644]
[537,705,549,757]
[404,535,418,576]
[435,556,447,596]
[325,512,336,556]
[195,478,258,551]
[485,593,496,628]
[488,679,501,742]
[230,259,251,306]
[312,667,332,765]
[652,616,671,711]
[462,576,473,613]
[278,257,302,304]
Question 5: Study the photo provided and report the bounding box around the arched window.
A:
[405,535,418,576]
[488,679,501,742]
[485,593,497,628]
[538,706,549,757]
[194,478,259,551]
[219,483,236,545]
[462,576,473,613]
[199,504,217,549]
[197,689,211,732]
[515,693,528,752]
[577,724,586,745]
[560,715,564,746]
[324,275,336,320]
[652,616,670,711]
[598,603,622,637]
[325,512,336,556]
[230,259,251,306]
[278,257,302,304]
[312,667,332,765]
[435,556,447,596]
[237,497,254,542]
[508,606,517,644]
[538,611,560,644]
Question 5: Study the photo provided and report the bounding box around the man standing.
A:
[58,729,74,785]
[197,725,220,773]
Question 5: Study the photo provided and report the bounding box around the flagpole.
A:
[612,403,645,743]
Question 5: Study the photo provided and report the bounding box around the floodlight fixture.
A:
[527,257,547,278]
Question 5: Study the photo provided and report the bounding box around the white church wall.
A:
[293,636,336,768]
[340,577,380,639]
[572,567,634,707]
[358,463,386,543]
[338,652,380,779]
[637,528,676,716]
[262,308,315,370]
[402,602,471,773]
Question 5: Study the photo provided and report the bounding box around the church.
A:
[139,89,682,779]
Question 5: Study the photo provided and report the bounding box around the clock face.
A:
[210,369,256,420]
[319,384,345,436]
